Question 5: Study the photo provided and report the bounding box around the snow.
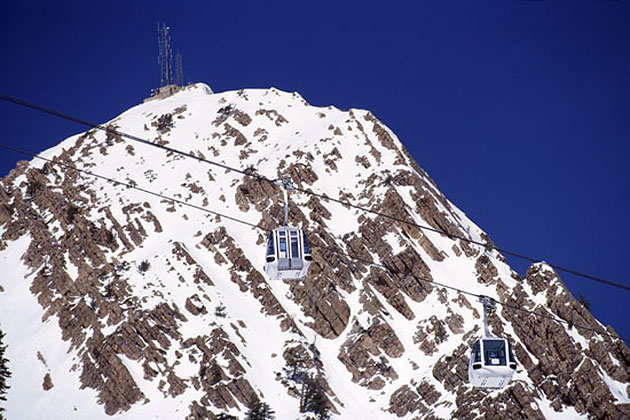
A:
[535,392,587,420]
[0,236,105,420]
[598,368,630,404]
[1,83,627,419]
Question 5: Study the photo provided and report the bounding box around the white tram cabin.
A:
[468,337,517,389]
[264,227,313,280]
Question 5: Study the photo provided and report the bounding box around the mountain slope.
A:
[0,83,628,419]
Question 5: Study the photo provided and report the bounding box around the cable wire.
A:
[1,92,628,292]
[2,143,627,344]
[0,144,264,232]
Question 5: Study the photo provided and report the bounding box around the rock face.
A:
[0,84,628,420]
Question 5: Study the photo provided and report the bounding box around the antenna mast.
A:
[146,22,193,102]
[175,51,184,87]
[157,22,173,87]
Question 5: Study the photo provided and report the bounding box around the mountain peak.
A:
[1,83,628,419]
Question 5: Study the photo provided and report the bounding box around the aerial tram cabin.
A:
[264,228,312,280]
[468,337,517,389]
[468,296,517,389]
[263,176,313,280]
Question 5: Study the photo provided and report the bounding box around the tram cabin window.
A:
[472,341,481,365]
[279,231,287,257]
[302,232,312,260]
[484,340,507,366]
[290,231,299,257]
[266,232,275,261]
[508,341,516,369]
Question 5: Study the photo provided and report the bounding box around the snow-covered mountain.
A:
[0,83,628,419]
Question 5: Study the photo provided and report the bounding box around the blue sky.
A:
[1,1,628,340]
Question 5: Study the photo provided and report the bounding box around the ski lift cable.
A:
[290,185,629,291]
[0,144,265,232]
[0,93,628,292]
[0,93,256,179]
[1,143,627,344]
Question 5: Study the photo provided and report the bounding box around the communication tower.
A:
[145,22,195,103]
[157,22,173,87]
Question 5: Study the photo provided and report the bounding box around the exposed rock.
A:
[231,109,252,126]
[338,318,400,389]
[42,373,54,390]
[222,123,247,146]
[255,109,288,126]
[416,381,440,406]
[389,385,426,417]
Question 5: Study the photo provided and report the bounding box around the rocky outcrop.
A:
[0,160,269,416]
[338,318,400,390]
[500,264,630,419]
